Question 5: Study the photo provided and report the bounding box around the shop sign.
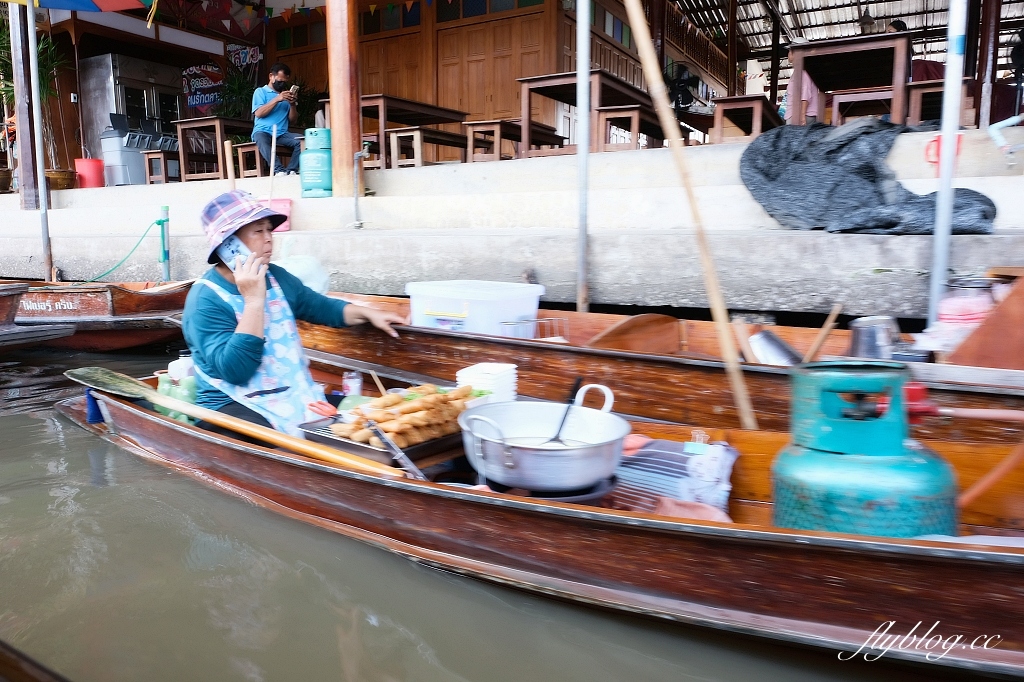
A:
[182,64,224,115]
[227,44,263,69]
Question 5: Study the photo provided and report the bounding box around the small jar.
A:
[342,371,363,397]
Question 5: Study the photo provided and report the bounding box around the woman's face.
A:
[235,218,275,261]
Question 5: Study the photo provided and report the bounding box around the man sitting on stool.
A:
[251,62,300,175]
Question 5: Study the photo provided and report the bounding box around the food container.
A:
[457,385,630,492]
[405,280,545,336]
[848,316,902,359]
[298,418,463,465]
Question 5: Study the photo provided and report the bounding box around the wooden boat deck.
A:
[56,362,1024,675]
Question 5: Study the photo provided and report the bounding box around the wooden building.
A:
[266,0,729,142]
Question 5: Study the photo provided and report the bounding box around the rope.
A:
[78,220,160,284]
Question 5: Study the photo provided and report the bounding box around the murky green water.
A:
[0,349,974,681]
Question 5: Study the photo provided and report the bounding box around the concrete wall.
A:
[2,128,1023,317]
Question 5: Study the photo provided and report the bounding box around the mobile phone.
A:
[289,85,299,95]
[216,234,252,272]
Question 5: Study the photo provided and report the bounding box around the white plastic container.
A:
[167,350,195,382]
[405,280,545,337]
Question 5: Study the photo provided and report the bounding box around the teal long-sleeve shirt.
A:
[182,264,347,410]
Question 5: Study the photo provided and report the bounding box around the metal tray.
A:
[298,417,464,465]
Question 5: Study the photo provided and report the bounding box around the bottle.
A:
[168,350,195,382]
[155,371,172,416]
[342,371,363,397]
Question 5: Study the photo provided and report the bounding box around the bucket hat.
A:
[201,190,287,264]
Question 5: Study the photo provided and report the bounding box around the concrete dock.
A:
[3,128,1023,317]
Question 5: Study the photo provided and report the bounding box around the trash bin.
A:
[100,129,146,186]
[75,158,105,188]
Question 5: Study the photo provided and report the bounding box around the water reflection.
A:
[0,351,983,681]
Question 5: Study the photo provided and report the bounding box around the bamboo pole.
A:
[622,0,758,430]
[224,140,236,190]
[802,302,843,363]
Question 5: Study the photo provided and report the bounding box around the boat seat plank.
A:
[585,314,681,354]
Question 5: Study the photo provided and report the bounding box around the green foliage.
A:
[213,63,257,121]
[0,16,69,108]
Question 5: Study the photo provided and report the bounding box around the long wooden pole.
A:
[622,0,758,430]
[9,5,40,211]
[326,0,361,197]
[576,0,592,313]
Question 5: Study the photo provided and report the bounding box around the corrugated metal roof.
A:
[675,0,1024,85]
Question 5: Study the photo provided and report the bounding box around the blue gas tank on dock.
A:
[772,361,957,538]
[300,128,332,198]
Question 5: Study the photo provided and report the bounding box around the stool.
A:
[709,94,782,143]
[597,105,641,151]
[235,142,264,178]
[141,150,180,184]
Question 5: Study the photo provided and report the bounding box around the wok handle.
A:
[574,384,615,412]
[464,415,516,469]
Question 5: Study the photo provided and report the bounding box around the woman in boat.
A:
[183,190,407,441]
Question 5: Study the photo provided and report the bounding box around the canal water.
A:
[0,349,970,682]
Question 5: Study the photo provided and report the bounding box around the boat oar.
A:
[621,0,758,431]
[64,367,402,479]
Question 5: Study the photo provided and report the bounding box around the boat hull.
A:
[0,283,76,351]
[4,280,188,350]
[56,392,1024,675]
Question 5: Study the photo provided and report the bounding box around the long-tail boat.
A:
[1,280,190,351]
[57,362,1024,676]
[298,293,1024,445]
[0,283,75,351]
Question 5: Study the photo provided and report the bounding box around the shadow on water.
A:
[0,348,1006,682]
[0,346,179,416]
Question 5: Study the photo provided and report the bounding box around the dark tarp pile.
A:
[739,119,996,235]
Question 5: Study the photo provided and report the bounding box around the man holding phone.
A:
[251,62,301,175]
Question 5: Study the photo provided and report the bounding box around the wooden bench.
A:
[141,150,180,184]
[907,78,975,126]
[387,127,486,168]
[596,105,666,151]
[235,137,306,177]
[463,119,565,161]
[831,87,893,126]
[710,94,782,144]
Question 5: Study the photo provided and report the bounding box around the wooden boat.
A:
[0,283,76,351]
[1,280,190,352]
[298,293,1024,445]
[57,366,1024,676]
[0,637,72,682]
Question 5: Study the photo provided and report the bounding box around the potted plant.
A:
[0,9,75,190]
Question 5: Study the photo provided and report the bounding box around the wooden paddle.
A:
[65,367,402,479]
[621,0,758,430]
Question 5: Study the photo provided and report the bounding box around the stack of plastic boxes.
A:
[456,363,517,403]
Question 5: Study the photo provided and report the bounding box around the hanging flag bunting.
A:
[241,18,251,30]
[222,18,232,30]
[405,0,413,9]
[315,5,324,14]
[263,15,270,22]
[199,16,207,26]
[387,3,393,11]
[369,4,376,12]
[281,7,293,21]
[266,7,273,16]
[426,0,432,6]
[299,7,311,16]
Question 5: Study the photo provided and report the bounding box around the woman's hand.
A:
[343,305,409,339]
[234,254,268,303]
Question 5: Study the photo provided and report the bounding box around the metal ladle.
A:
[539,376,584,446]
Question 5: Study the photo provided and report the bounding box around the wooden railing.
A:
[643,0,729,88]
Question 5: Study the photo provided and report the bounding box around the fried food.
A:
[446,385,473,400]
[409,384,438,395]
[329,423,358,438]
[350,428,372,443]
[366,394,403,410]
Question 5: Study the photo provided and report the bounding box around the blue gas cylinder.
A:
[300,128,332,198]
[772,361,957,538]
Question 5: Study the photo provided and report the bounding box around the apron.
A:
[193,274,325,437]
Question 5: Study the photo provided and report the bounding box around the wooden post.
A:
[769,14,781,107]
[964,0,983,79]
[976,0,1002,128]
[326,0,361,197]
[623,0,759,431]
[9,5,40,211]
[727,0,738,96]
[649,0,667,68]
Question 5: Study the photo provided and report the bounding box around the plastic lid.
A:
[405,280,545,299]
[178,349,192,357]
